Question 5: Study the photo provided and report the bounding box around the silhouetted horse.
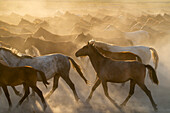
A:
[24,36,77,56]
[0,63,49,111]
[0,36,25,52]
[75,42,158,111]
[33,27,76,42]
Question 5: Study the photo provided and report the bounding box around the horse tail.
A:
[149,47,159,69]
[37,70,49,88]
[135,54,142,63]
[67,56,89,85]
[145,65,159,85]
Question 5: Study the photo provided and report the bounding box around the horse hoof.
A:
[45,95,50,100]
[43,103,47,111]
[78,99,85,105]
[16,104,20,108]
[30,94,35,97]
[120,103,125,108]
[75,98,80,103]
[154,107,158,112]
[85,98,90,103]
[8,106,12,111]
[17,93,23,97]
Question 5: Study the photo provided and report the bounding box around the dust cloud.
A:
[0,0,170,113]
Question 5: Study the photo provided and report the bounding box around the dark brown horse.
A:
[74,32,133,46]
[75,43,158,111]
[24,36,77,56]
[96,47,142,63]
[0,63,49,111]
[33,27,76,42]
[0,59,23,97]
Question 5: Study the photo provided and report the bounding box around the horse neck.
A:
[0,50,21,66]
[31,39,44,53]
[19,57,32,66]
[88,46,105,73]
[41,30,50,38]
[28,39,40,50]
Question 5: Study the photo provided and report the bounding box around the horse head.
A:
[24,37,35,50]
[75,42,94,57]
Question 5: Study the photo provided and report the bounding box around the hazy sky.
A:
[0,0,170,16]
[1,0,170,2]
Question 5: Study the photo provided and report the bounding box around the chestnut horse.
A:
[75,43,158,111]
[0,63,49,111]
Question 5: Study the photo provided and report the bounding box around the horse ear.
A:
[88,41,93,46]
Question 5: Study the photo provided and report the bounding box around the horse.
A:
[0,59,23,97]
[0,63,49,111]
[96,47,142,63]
[89,40,159,69]
[0,47,89,101]
[24,36,77,56]
[75,42,159,111]
[0,36,25,52]
[74,32,133,47]
[123,30,150,45]
[25,45,41,57]
[33,27,75,42]
[103,27,150,45]
[0,41,11,48]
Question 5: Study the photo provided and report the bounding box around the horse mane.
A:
[89,40,114,51]
[90,43,106,59]
[0,47,33,59]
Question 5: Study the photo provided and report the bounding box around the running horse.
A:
[0,63,49,111]
[75,42,158,111]
[89,40,159,69]
[0,47,89,101]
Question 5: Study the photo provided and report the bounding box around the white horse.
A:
[0,47,89,101]
[25,45,41,57]
[89,40,159,69]
[123,30,150,45]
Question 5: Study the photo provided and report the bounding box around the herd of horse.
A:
[1,9,170,112]
[0,40,159,112]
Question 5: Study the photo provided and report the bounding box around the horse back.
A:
[97,47,138,61]
[99,60,145,83]
[0,65,37,86]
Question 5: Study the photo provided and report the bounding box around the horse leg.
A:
[137,82,157,111]
[30,89,35,97]
[45,74,60,99]
[121,80,136,107]
[62,75,80,102]
[86,78,101,103]
[121,83,125,87]
[102,81,122,112]
[31,86,47,111]
[17,84,30,107]
[0,87,2,95]
[11,86,22,97]
[2,86,12,109]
